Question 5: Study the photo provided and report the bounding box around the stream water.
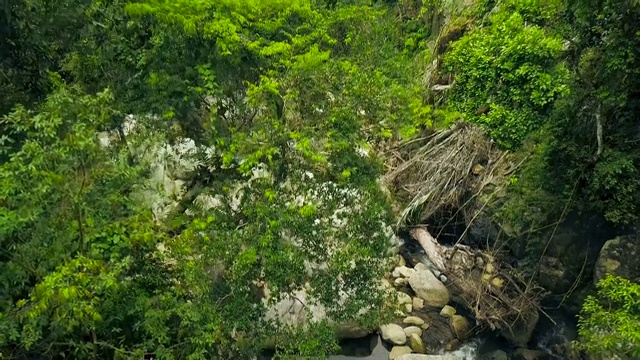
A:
[321,236,579,360]
[325,310,576,359]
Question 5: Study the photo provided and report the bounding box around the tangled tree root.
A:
[411,227,546,344]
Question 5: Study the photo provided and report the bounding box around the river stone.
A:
[398,291,412,305]
[403,316,425,326]
[414,262,428,272]
[445,339,462,351]
[389,346,412,360]
[595,236,640,283]
[486,350,509,360]
[396,355,457,360]
[449,314,472,340]
[412,297,425,310]
[514,347,552,360]
[405,303,413,313]
[380,324,406,345]
[397,255,407,267]
[393,266,414,278]
[439,305,456,318]
[403,326,423,337]
[395,277,410,287]
[409,333,426,354]
[400,267,416,278]
[408,270,450,308]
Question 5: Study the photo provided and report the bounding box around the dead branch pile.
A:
[411,227,546,343]
[384,122,500,226]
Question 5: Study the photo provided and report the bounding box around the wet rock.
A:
[449,314,472,340]
[403,326,423,337]
[439,305,456,318]
[403,316,425,326]
[500,310,539,346]
[396,355,458,360]
[389,345,412,360]
[485,350,509,360]
[595,235,640,283]
[444,339,462,351]
[514,348,552,360]
[408,270,450,308]
[408,333,426,353]
[420,311,456,352]
[380,324,406,345]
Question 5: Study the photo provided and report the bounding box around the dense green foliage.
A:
[444,2,569,149]
[2,0,640,358]
[577,275,640,359]
[1,0,427,358]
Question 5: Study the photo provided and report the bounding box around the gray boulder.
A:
[408,270,450,308]
[380,324,407,345]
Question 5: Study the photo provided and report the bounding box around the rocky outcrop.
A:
[408,270,450,308]
[537,256,572,294]
[595,235,640,283]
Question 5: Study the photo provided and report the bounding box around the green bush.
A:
[577,275,640,359]
[444,10,569,149]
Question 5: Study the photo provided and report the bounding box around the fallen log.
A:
[410,227,545,346]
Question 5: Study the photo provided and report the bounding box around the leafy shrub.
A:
[577,275,640,359]
[444,10,569,149]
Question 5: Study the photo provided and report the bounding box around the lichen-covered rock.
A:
[408,270,450,308]
[595,235,640,283]
[449,314,472,340]
[408,333,426,354]
[439,305,456,318]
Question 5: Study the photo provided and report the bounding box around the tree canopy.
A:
[1,0,639,358]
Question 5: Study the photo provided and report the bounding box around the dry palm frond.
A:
[384,122,497,226]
